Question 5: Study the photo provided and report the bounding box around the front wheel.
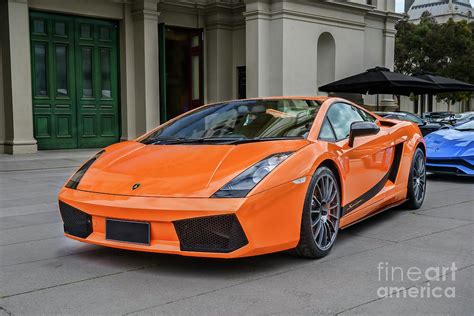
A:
[293,166,341,259]
[405,148,426,209]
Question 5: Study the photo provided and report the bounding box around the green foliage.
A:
[395,13,474,104]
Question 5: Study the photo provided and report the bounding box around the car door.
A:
[323,103,394,215]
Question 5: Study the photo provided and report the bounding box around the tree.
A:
[395,13,474,112]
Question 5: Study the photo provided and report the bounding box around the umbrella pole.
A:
[376,94,379,111]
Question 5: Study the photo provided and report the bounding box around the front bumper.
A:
[426,157,474,176]
[58,180,308,258]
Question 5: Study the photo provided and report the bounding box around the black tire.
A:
[293,166,341,259]
[405,148,426,210]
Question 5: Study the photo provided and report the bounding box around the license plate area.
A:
[106,219,150,245]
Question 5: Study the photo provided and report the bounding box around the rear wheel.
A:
[405,148,426,209]
[293,166,341,259]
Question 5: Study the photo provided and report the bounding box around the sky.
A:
[395,0,474,13]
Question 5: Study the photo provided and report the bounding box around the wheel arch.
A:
[416,141,426,155]
[317,159,343,205]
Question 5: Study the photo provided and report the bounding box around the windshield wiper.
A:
[225,136,304,144]
[145,136,304,145]
[142,137,187,145]
[145,137,244,145]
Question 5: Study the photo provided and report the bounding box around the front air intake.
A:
[173,214,248,253]
[59,201,92,238]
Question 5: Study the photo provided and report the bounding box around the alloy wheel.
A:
[310,174,340,250]
[413,153,426,203]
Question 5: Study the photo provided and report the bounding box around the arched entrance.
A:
[317,32,336,93]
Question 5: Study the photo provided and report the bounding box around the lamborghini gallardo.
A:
[58,97,426,259]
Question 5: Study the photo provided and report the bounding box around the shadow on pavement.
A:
[426,173,474,184]
[78,246,309,279]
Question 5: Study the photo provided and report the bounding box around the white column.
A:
[382,14,398,71]
[0,21,5,154]
[132,0,160,135]
[205,6,235,102]
[0,0,37,154]
[383,29,396,71]
[244,0,272,98]
[120,2,137,140]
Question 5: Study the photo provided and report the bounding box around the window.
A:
[402,113,423,124]
[33,19,46,35]
[319,118,336,142]
[99,27,110,41]
[356,108,376,122]
[326,103,366,140]
[385,113,422,125]
[81,48,93,97]
[54,22,66,36]
[34,43,48,96]
[100,49,111,98]
[55,45,68,96]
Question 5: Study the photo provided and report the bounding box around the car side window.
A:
[326,103,365,140]
[319,118,336,142]
[405,114,423,124]
[356,108,376,122]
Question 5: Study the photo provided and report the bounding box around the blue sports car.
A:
[425,121,474,176]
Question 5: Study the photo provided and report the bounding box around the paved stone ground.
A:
[0,149,473,315]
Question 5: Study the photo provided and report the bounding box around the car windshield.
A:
[142,99,321,144]
[454,120,474,131]
[403,113,423,124]
[385,113,422,124]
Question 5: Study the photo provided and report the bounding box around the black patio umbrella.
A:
[319,67,438,96]
[414,72,474,92]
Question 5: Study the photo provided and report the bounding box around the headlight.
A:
[65,150,105,189]
[212,152,293,198]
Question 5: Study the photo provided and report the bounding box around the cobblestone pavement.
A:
[1,149,473,315]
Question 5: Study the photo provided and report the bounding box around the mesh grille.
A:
[174,214,248,253]
[59,201,92,238]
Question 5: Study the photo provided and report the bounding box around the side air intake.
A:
[174,214,248,253]
[59,201,92,238]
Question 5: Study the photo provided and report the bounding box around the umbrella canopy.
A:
[414,72,474,93]
[319,67,438,95]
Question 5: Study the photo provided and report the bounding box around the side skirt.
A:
[340,199,407,230]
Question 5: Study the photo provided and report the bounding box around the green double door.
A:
[30,12,120,149]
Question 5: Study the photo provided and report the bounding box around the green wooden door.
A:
[30,12,120,149]
[74,17,120,148]
[30,12,77,149]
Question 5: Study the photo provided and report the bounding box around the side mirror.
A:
[348,121,380,147]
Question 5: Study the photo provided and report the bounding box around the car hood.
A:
[425,128,474,158]
[76,140,309,197]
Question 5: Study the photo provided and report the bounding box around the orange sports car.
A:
[58,97,426,259]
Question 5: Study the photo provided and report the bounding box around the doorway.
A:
[159,25,204,122]
[30,11,120,149]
